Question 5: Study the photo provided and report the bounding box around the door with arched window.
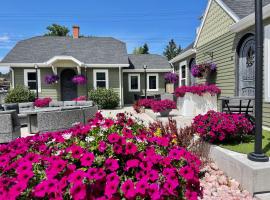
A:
[238,36,255,97]
[189,58,196,86]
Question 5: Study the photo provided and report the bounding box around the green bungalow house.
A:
[0,26,172,106]
[170,0,270,129]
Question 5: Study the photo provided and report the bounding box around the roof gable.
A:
[221,0,270,19]
[195,0,237,47]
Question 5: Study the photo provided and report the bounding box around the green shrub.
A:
[89,88,119,109]
[5,85,36,103]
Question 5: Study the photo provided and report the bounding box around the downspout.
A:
[119,66,123,108]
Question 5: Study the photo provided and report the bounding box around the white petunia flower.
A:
[85,136,95,143]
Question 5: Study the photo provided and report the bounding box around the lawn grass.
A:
[221,130,270,157]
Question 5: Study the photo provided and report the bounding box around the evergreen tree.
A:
[133,43,150,54]
[163,39,182,60]
[44,24,70,36]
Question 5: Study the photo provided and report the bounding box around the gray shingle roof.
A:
[180,42,194,54]
[221,0,270,19]
[1,36,129,64]
[128,54,171,69]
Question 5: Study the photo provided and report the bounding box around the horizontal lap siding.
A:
[123,72,166,105]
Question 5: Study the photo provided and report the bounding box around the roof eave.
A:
[230,4,270,33]
[169,49,196,64]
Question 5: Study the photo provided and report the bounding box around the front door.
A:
[238,36,255,97]
[61,69,77,101]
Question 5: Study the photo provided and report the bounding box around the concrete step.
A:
[255,193,270,200]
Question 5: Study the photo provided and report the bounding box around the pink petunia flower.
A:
[125,142,137,155]
[68,170,86,184]
[121,179,136,199]
[108,133,121,143]
[105,181,118,198]
[80,152,95,167]
[98,141,107,153]
[103,119,114,128]
[70,183,87,200]
[106,172,120,184]
[105,158,119,172]
[113,144,122,154]
[148,170,159,182]
[136,178,148,195]
[125,159,139,171]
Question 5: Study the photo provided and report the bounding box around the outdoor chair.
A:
[37,109,85,133]
[0,110,21,143]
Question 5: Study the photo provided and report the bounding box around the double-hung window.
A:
[147,73,158,91]
[128,74,140,92]
[24,69,41,92]
[94,70,108,89]
[180,65,187,86]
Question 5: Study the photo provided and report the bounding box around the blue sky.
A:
[0,0,207,73]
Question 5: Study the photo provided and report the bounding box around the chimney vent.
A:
[73,25,80,39]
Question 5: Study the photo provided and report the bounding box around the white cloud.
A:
[0,35,10,43]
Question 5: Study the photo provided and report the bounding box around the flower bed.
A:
[0,112,202,200]
[192,110,254,143]
[174,84,221,98]
[34,97,52,107]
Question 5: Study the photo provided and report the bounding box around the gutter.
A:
[230,4,270,33]
[0,63,130,68]
[169,49,196,64]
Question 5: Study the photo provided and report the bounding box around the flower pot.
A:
[166,83,174,94]
[159,109,172,117]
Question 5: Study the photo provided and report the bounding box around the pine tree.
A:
[163,39,182,60]
[133,43,150,54]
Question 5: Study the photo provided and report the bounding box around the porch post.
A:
[119,66,123,108]
[34,64,39,99]
[85,65,88,99]
[248,0,269,162]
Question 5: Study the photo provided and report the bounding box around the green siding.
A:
[123,72,166,104]
[195,0,270,127]
[197,0,235,47]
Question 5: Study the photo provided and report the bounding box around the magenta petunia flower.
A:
[136,178,148,195]
[179,166,195,181]
[103,119,114,128]
[125,159,139,171]
[87,167,97,180]
[121,179,136,199]
[80,152,95,167]
[125,142,137,155]
[122,128,133,139]
[105,158,119,172]
[68,170,86,184]
[68,145,84,159]
[16,161,32,173]
[98,141,107,153]
[70,183,87,200]
[105,181,118,198]
[148,170,159,182]
[17,170,34,181]
[94,168,106,180]
[9,182,27,200]
[106,172,120,184]
[33,181,47,198]
[108,133,121,143]
[113,144,123,154]
[148,183,161,200]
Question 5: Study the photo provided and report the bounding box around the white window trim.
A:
[179,61,188,86]
[93,69,109,89]
[10,68,14,89]
[23,69,41,92]
[128,74,140,92]
[147,73,159,92]
[264,24,270,102]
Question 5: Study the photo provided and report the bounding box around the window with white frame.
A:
[147,73,158,91]
[179,62,187,86]
[128,74,140,92]
[265,24,270,101]
[94,70,108,89]
[24,69,41,92]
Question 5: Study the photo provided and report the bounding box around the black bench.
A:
[220,96,255,115]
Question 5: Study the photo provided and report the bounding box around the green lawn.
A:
[221,130,270,157]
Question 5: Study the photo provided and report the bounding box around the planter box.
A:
[166,83,174,94]
[159,109,172,117]
[177,92,217,117]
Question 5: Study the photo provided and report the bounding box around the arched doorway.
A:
[189,58,196,86]
[61,69,77,101]
[238,35,255,97]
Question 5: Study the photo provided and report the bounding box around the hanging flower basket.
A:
[191,62,217,78]
[44,74,59,85]
[72,75,87,85]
